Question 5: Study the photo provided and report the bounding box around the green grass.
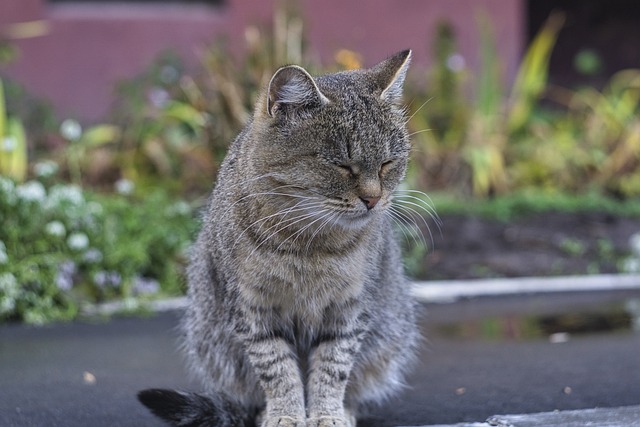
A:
[428,190,640,222]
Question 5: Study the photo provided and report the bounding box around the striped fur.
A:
[139,50,419,427]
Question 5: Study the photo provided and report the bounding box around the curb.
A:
[412,274,640,303]
[82,274,640,316]
[412,404,640,426]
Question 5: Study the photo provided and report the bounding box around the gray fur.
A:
[139,50,419,427]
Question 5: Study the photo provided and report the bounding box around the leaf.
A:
[81,125,121,147]
[4,117,28,182]
[0,78,6,140]
[507,12,564,133]
[1,80,28,181]
[162,101,207,130]
[476,13,502,118]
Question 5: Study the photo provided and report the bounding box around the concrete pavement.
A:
[1,288,639,426]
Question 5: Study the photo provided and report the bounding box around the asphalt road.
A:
[1,290,639,427]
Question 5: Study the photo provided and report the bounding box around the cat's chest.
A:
[236,247,369,317]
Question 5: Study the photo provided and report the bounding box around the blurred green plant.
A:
[622,233,640,274]
[0,175,196,324]
[57,52,215,196]
[513,69,640,197]
[410,11,640,200]
[408,13,564,197]
[572,69,640,196]
[63,2,312,198]
[0,78,28,182]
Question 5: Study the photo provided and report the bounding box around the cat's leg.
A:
[345,301,419,410]
[236,307,306,427]
[344,407,357,427]
[307,300,363,427]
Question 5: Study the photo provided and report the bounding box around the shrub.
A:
[0,176,196,324]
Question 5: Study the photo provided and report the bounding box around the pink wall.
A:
[2,0,523,122]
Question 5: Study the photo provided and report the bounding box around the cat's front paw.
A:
[262,416,306,427]
[307,416,352,427]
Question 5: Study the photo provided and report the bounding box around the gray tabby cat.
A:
[138,49,419,427]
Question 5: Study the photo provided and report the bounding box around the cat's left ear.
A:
[267,65,329,117]
[371,49,412,104]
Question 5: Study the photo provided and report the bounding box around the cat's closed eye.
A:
[380,160,395,175]
[335,161,395,178]
[336,164,358,177]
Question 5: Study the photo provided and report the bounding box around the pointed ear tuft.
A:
[267,65,329,117]
[371,49,412,104]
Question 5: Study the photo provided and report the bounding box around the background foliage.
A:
[1,5,639,323]
[0,174,195,324]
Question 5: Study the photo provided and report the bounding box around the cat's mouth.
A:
[328,199,385,229]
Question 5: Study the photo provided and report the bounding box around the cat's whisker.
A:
[248,209,326,259]
[251,202,326,246]
[394,197,436,230]
[232,199,323,250]
[223,173,275,189]
[255,209,323,257]
[407,128,432,138]
[278,208,335,254]
[220,187,321,220]
[393,189,442,229]
[390,189,442,250]
[387,206,428,251]
[303,210,339,256]
[392,202,436,251]
[403,96,434,125]
[386,210,417,247]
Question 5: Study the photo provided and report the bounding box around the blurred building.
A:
[528,0,640,89]
[5,0,638,123]
[3,0,524,122]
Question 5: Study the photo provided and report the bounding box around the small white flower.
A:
[83,248,103,263]
[60,119,82,141]
[0,297,15,314]
[133,276,160,295]
[93,271,122,288]
[630,233,640,257]
[45,221,67,238]
[0,176,15,193]
[148,87,170,109]
[87,201,104,216]
[2,136,16,151]
[446,53,466,72]
[0,177,17,205]
[0,241,7,264]
[16,181,47,203]
[0,273,19,316]
[33,160,59,178]
[115,179,135,195]
[55,261,77,291]
[67,232,89,251]
[166,200,191,216]
[160,65,180,84]
[46,184,84,209]
[622,257,640,274]
[0,272,18,293]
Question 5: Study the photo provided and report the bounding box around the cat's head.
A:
[250,50,412,230]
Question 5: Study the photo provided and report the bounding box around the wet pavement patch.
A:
[435,298,640,342]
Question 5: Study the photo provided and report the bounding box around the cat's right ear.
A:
[267,65,329,117]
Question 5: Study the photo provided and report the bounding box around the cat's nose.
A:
[360,196,381,210]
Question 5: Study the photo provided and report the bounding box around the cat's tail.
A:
[137,388,255,427]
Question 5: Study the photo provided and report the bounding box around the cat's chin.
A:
[334,211,378,230]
